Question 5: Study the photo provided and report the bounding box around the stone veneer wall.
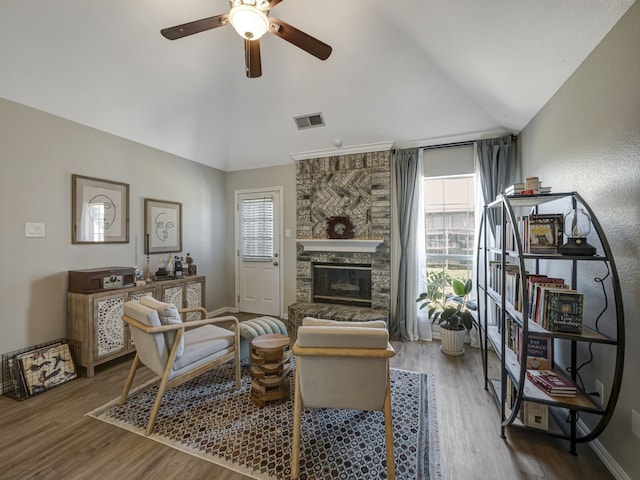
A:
[295,150,392,311]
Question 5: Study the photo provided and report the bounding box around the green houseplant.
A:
[416,277,477,356]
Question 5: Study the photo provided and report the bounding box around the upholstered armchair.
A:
[120,296,240,435]
[290,318,396,480]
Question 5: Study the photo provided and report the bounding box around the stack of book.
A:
[526,369,577,397]
[504,177,552,195]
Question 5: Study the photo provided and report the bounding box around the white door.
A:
[236,189,281,316]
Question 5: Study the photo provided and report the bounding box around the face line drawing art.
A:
[155,211,175,242]
[89,194,117,230]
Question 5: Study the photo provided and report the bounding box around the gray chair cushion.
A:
[172,324,235,373]
[123,301,168,377]
[296,324,390,410]
[301,317,388,330]
[297,325,389,349]
[139,296,184,358]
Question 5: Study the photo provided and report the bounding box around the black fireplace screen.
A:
[312,263,372,307]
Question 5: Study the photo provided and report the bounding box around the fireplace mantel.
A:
[296,239,383,253]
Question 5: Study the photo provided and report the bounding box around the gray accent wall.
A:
[0,97,231,372]
[519,2,640,477]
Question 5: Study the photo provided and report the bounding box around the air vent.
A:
[294,112,325,130]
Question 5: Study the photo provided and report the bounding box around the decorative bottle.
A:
[166,255,174,276]
[174,256,182,277]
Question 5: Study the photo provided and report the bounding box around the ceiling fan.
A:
[161,0,332,78]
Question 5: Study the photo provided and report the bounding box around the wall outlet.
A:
[632,409,640,439]
[595,379,605,404]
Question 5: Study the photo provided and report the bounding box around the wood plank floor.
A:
[0,313,613,480]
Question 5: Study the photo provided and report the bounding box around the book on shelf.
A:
[503,265,523,310]
[519,334,553,370]
[528,214,564,254]
[506,376,515,409]
[546,291,584,334]
[504,178,552,196]
[525,177,540,190]
[527,369,577,397]
[531,281,569,324]
[505,182,525,194]
[526,276,559,319]
[524,401,549,430]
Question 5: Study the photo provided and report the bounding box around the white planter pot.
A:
[439,328,466,356]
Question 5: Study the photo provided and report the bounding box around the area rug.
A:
[88,364,440,480]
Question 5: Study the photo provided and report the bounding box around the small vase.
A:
[440,328,466,356]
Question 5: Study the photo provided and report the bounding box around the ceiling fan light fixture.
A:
[229,4,269,40]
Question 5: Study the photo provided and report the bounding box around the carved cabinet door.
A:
[184,279,203,321]
[94,293,128,359]
[159,277,205,322]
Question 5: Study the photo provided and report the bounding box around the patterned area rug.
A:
[88,364,440,480]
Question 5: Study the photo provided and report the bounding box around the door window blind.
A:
[241,197,273,260]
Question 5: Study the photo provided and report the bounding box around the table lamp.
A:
[558,207,596,256]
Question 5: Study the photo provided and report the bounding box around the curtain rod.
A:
[421,140,474,151]
[392,134,517,153]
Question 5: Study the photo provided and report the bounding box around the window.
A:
[240,197,273,260]
[423,174,476,300]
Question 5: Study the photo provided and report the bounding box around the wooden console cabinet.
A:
[67,276,205,376]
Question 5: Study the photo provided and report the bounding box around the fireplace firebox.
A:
[312,263,372,307]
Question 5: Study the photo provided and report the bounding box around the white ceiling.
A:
[0,0,635,171]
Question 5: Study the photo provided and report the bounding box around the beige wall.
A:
[0,98,232,365]
[225,164,297,317]
[520,2,640,477]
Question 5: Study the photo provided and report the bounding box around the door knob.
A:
[273,261,279,266]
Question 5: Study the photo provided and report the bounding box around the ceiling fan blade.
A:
[269,18,332,60]
[161,14,228,40]
[245,39,262,78]
[266,0,284,9]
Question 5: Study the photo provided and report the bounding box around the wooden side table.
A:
[250,334,291,407]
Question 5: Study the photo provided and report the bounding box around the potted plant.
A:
[416,278,477,356]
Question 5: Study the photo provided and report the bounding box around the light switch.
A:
[25,222,45,237]
[285,229,291,238]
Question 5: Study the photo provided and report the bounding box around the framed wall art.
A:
[72,174,129,244]
[144,198,182,254]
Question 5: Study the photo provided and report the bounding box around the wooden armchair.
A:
[290,318,396,480]
[120,297,240,435]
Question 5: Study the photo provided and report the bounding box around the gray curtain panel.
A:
[391,147,420,341]
[476,136,518,235]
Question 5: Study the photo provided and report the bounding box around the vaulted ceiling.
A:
[0,0,635,171]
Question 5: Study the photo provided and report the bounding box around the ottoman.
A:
[238,317,289,362]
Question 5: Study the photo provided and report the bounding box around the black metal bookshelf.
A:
[476,191,625,454]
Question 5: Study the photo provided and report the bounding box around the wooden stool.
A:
[250,333,291,407]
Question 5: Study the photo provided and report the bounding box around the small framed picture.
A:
[72,174,129,244]
[144,198,182,254]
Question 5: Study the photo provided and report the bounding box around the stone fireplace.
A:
[294,149,392,312]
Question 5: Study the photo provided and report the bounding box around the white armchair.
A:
[120,296,240,435]
[290,318,396,480]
